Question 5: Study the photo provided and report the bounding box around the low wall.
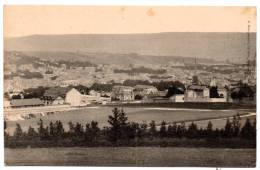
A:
[106,102,256,110]
[209,98,227,103]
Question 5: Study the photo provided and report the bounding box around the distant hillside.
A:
[4,51,216,67]
[4,51,96,69]
[4,32,256,63]
[17,51,215,65]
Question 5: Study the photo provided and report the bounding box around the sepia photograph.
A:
[3,5,257,167]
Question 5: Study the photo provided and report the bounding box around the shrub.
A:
[148,120,157,139]
[240,118,255,140]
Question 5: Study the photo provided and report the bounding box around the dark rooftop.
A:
[11,98,44,107]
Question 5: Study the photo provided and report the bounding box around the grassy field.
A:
[6,107,255,135]
[5,147,256,167]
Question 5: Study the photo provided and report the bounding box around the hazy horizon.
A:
[4,6,256,64]
[4,32,256,63]
[4,6,256,37]
[4,31,257,39]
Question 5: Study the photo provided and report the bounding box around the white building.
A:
[210,77,217,87]
[133,85,158,99]
[65,88,111,106]
[111,86,134,101]
[184,85,210,102]
[169,94,185,102]
[65,88,83,106]
[52,96,65,105]
[89,90,101,97]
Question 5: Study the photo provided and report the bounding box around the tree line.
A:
[5,108,256,148]
[114,66,167,74]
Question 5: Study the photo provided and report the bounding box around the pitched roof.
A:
[67,88,82,95]
[187,85,208,90]
[149,90,167,98]
[11,98,44,107]
[112,86,134,90]
[54,96,64,101]
[134,85,157,90]
[44,87,70,98]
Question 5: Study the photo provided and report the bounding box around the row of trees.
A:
[114,66,167,75]
[230,82,255,101]
[6,108,256,145]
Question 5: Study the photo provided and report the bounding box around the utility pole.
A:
[192,57,199,85]
[247,20,251,76]
[194,56,197,75]
[244,20,251,84]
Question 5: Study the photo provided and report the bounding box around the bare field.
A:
[5,147,256,167]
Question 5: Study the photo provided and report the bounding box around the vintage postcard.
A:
[3,6,256,167]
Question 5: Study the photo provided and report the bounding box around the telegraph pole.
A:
[244,20,251,84]
[247,20,251,76]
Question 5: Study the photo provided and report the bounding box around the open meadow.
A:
[5,106,255,135]
[5,147,256,167]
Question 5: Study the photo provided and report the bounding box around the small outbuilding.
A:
[52,96,65,105]
[169,94,185,102]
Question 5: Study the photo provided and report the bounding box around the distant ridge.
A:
[15,51,215,65]
[4,32,256,63]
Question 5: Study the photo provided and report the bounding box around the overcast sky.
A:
[4,6,256,37]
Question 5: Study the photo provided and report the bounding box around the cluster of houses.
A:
[111,85,159,101]
[110,77,230,103]
[3,76,255,109]
[4,87,112,108]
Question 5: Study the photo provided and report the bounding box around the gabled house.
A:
[133,85,158,99]
[169,94,185,102]
[111,86,134,101]
[42,86,69,105]
[65,88,83,106]
[65,88,110,106]
[184,85,210,102]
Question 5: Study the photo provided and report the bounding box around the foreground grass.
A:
[5,147,256,167]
